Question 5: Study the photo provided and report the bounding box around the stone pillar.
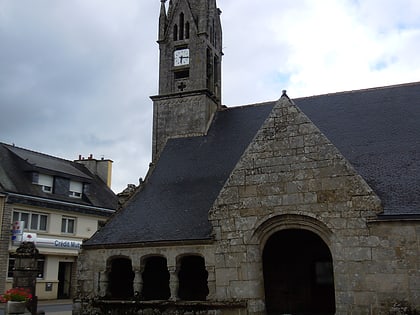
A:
[206,265,216,300]
[12,242,39,315]
[168,266,179,301]
[133,269,143,296]
[98,271,108,297]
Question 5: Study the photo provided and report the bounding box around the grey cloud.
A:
[2,0,420,192]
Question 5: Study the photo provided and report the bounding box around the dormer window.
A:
[37,174,53,193]
[69,180,83,198]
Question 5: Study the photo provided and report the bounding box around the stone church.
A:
[76,0,420,314]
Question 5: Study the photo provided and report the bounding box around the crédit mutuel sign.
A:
[11,221,82,249]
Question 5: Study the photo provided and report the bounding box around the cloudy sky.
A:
[1,0,419,193]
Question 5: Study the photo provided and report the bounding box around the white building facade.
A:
[0,143,117,300]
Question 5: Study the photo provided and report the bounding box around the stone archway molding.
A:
[250,213,334,248]
[243,214,336,313]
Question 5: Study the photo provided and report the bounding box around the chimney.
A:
[75,154,113,188]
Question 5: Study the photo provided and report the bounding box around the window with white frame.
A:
[69,180,83,198]
[13,210,48,231]
[38,174,53,193]
[61,217,76,234]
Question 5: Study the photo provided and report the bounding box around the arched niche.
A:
[141,255,170,300]
[177,254,208,301]
[107,256,134,299]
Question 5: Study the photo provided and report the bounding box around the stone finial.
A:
[159,0,168,42]
[281,89,291,101]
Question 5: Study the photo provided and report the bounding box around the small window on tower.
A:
[185,21,190,39]
[173,24,178,41]
[174,70,189,79]
[212,19,216,46]
[179,13,185,40]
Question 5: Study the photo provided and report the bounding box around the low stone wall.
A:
[74,299,247,315]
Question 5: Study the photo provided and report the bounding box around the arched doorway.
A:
[263,229,335,315]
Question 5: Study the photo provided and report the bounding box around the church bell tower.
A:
[151,0,223,161]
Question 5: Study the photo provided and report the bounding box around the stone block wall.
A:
[364,220,420,313]
[152,92,218,160]
[209,96,419,314]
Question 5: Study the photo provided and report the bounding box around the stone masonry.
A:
[77,94,420,314]
[151,91,219,161]
[209,95,419,314]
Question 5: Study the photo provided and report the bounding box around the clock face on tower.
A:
[174,48,190,66]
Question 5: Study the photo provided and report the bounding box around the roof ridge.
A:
[223,100,277,110]
[294,81,420,100]
[1,142,74,165]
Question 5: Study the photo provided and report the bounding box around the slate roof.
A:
[5,145,92,181]
[84,102,275,246]
[84,82,420,247]
[0,143,117,215]
[296,82,420,216]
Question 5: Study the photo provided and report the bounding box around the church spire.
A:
[158,0,168,42]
